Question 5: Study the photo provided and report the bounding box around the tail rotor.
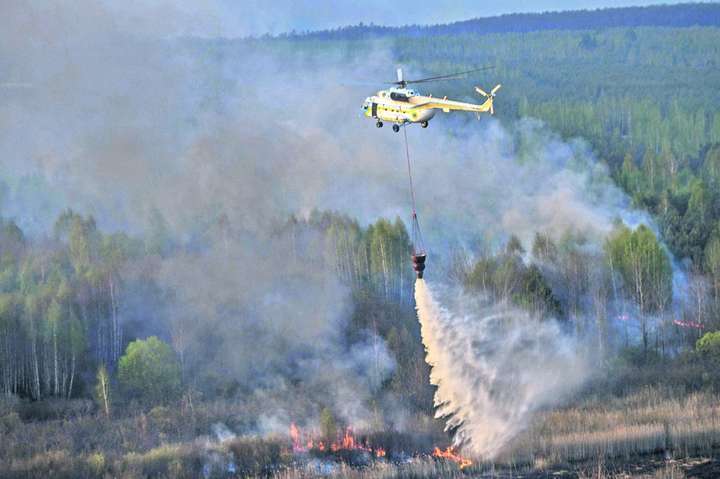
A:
[475,84,501,115]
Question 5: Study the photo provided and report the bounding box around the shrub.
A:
[696,331,720,359]
[148,406,178,435]
[122,444,202,479]
[227,437,284,475]
[320,407,338,442]
[118,336,182,406]
[0,394,19,416]
[86,452,106,475]
[17,398,94,421]
[0,411,21,433]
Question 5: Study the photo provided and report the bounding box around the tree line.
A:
[0,212,139,400]
[288,4,720,41]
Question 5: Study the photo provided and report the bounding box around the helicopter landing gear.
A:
[376,121,383,128]
[392,124,400,133]
[421,121,429,128]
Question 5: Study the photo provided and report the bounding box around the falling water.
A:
[414,279,588,459]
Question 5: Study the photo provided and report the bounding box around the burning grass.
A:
[2,388,719,478]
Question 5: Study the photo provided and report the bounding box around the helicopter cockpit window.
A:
[390,92,409,101]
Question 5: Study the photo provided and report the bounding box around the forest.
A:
[2,3,720,478]
[286,3,720,39]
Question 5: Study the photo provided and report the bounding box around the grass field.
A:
[504,388,720,467]
[2,387,719,478]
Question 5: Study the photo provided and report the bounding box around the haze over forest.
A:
[1,2,720,478]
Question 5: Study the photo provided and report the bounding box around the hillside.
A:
[243,20,720,268]
[291,3,720,39]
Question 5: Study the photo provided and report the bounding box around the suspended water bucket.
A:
[412,253,426,279]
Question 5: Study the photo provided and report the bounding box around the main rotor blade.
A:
[405,66,494,84]
[475,87,489,97]
[491,84,502,95]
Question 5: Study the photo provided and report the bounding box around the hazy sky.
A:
[99,0,697,38]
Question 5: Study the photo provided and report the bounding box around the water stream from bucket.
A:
[414,279,588,459]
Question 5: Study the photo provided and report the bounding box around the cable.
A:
[403,126,417,215]
[402,126,425,255]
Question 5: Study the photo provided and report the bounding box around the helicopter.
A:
[362,68,501,132]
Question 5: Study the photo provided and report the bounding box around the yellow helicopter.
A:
[362,67,501,132]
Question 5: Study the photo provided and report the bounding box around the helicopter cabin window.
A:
[390,92,409,102]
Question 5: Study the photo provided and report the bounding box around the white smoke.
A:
[414,279,588,459]
[211,422,237,443]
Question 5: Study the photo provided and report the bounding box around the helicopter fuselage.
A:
[362,86,494,131]
[362,88,436,126]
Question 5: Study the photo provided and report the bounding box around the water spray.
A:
[414,279,588,459]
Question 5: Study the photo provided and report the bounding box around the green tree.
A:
[532,232,558,262]
[605,224,672,314]
[605,224,672,352]
[118,337,182,406]
[514,264,562,317]
[506,235,525,256]
[705,232,720,301]
[619,153,640,194]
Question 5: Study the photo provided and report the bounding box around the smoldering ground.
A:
[1,0,673,449]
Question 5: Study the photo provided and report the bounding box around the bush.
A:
[17,399,94,421]
[122,444,203,479]
[320,407,337,441]
[696,331,720,359]
[0,394,19,416]
[4,450,92,479]
[0,411,21,433]
[227,437,285,475]
[148,406,178,435]
[86,452,106,476]
[118,336,182,406]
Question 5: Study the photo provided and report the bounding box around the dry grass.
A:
[500,387,720,467]
[272,458,465,479]
[2,388,719,478]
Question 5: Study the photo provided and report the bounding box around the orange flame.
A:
[433,446,473,469]
[289,422,303,452]
[288,424,386,458]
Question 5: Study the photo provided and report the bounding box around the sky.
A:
[97,0,697,38]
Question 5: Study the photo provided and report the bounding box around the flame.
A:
[288,424,386,458]
[673,319,704,330]
[432,446,473,469]
[290,422,303,453]
[292,423,469,466]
